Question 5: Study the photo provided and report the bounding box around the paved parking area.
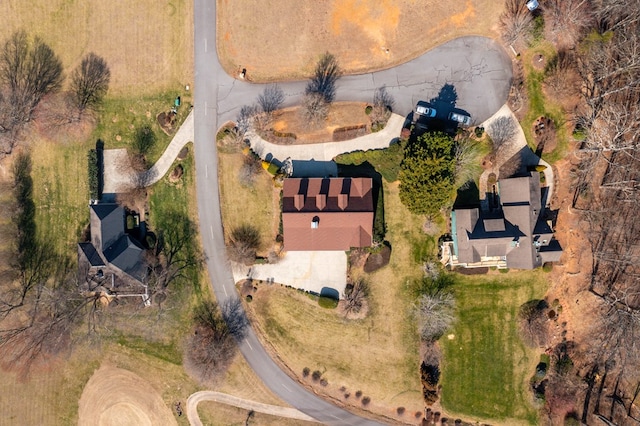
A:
[232,251,347,296]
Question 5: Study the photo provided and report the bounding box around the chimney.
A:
[294,193,304,210]
[338,193,348,210]
[316,194,326,210]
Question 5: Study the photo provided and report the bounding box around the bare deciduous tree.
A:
[0,31,64,153]
[227,224,261,265]
[342,278,369,316]
[306,52,341,104]
[488,115,517,151]
[235,104,259,136]
[454,137,483,188]
[148,210,202,292]
[499,0,534,45]
[70,52,110,119]
[370,86,394,130]
[238,149,262,187]
[184,300,237,386]
[543,0,594,48]
[415,292,455,342]
[302,92,329,125]
[517,299,550,347]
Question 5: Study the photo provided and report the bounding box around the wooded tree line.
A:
[523,0,640,423]
[0,30,110,155]
[0,152,202,374]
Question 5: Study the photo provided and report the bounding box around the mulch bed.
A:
[363,244,391,273]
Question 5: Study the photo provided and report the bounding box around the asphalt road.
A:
[193,0,513,424]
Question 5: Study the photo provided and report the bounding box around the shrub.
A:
[320,378,328,386]
[318,296,338,309]
[365,105,373,115]
[543,262,553,272]
[133,125,156,156]
[474,126,484,138]
[302,367,310,377]
[311,370,322,382]
[344,392,350,399]
[87,149,99,200]
[245,295,252,302]
[361,396,371,406]
[355,390,362,399]
[397,407,405,415]
[126,214,135,230]
[227,224,261,265]
[499,267,509,273]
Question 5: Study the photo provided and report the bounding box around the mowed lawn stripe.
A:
[441,274,546,425]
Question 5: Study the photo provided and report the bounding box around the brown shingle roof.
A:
[282,178,374,251]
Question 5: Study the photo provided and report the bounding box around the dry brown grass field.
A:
[217,151,279,255]
[217,0,504,81]
[0,0,193,95]
[272,102,370,143]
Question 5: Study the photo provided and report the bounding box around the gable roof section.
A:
[78,242,105,266]
[452,173,562,269]
[282,178,374,251]
[104,235,147,282]
[90,203,125,251]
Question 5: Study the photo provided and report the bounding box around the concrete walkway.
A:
[102,111,194,193]
[249,113,404,162]
[479,105,554,207]
[186,391,318,426]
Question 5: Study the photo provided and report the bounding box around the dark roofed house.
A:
[78,203,147,283]
[282,177,374,251]
[449,173,562,269]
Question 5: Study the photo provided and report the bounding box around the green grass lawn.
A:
[440,270,548,424]
[92,89,193,164]
[521,42,569,164]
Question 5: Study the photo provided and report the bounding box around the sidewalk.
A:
[102,111,194,193]
[248,113,404,162]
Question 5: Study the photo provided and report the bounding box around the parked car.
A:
[448,111,472,126]
[415,102,437,118]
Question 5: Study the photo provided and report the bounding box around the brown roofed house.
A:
[282,178,374,251]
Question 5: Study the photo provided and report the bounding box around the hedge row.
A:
[272,130,297,140]
[88,149,99,200]
[332,123,367,142]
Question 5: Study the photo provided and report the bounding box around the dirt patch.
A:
[78,364,177,426]
[363,244,391,273]
[532,116,558,154]
[169,164,184,183]
[217,0,503,81]
[177,146,189,161]
[157,111,178,135]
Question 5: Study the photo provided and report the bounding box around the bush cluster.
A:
[87,149,99,200]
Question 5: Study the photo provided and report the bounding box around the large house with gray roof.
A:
[78,203,147,283]
[447,173,562,269]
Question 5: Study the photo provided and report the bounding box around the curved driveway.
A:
[193,0,512,424]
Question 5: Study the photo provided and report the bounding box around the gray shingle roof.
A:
[452,173,562,269]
